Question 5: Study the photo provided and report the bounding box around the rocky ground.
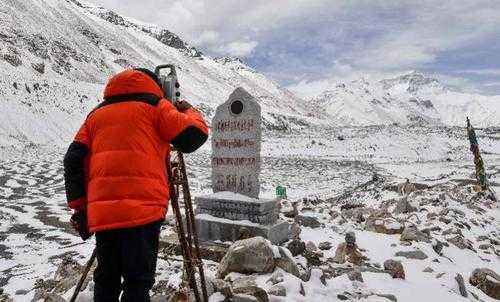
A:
[0,126,499,301]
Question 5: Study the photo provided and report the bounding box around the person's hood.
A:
[103,69,164,99]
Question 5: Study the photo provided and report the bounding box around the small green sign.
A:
[276,185,287,198]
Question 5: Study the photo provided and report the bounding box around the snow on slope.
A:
[0,0,319,147]
[312,72,500,127]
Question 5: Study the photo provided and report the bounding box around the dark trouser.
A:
[93,220,162,302]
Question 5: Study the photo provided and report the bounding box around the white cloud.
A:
[460,69,500,76]
[219,40,258,57]
[195,30,220,45]
[87,0,500,95]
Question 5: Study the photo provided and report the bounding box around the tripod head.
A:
[155,64,180,103]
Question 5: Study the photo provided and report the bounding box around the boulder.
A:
[232,294,259,302]
[297,215,321,229]
[266,271,284,285]
[384,260,405,279]
[469,268,500,300]
[275,247,300,277]
[287,239,305,256]
[455,273,468,297]
[289,222,301,240]
[217,237,275,278]
[318,241,332,250]
[394,197,417,214]
[365,211,404,235]
[395,250,428,260]
[347,269,364,282]
[267,285,286,297]
[447,235,475,251]
[232,285,269,302]
[303,250,322,266]
[0,290,13,302]
[432,239,444,255]
[43,293,66,302]
[211,278,232,298]
[305,241,318,252]
[53,257,85,294]
[400,225,430,243]
[423,267,434,273]
[345,231,356,245]
[333,242,367,265]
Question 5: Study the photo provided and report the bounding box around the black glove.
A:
[70,211,93,241]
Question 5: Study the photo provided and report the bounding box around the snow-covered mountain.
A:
[312,72,500,127]
[0,0,319,147]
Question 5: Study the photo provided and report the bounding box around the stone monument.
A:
[195,87,289,244]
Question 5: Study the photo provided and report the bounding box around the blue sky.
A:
[87,0,500,97]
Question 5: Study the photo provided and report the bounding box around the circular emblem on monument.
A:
[230,100,244,115]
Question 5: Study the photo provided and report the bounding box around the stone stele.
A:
[211,86,261,198]
[195,87,289,244]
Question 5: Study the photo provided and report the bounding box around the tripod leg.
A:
[70,248,97,302]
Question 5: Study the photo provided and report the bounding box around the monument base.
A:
[195,213,289,245]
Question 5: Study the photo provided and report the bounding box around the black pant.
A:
[93,220,162,302]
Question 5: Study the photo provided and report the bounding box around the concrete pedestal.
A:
[195,213,289,244]
[194,191,289,244]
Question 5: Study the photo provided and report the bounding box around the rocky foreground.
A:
[4,176,498,302]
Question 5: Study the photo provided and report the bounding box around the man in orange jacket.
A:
[63,68,208,301]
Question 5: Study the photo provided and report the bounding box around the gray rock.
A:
[375,294,398,302]
[347,270,364,282]
[423,267,434,273]
[211,278,232,298]
[232,294,259,302]
[232,285,269,302]
[217,237,275,278]
[395,250,428,260]
[297,215,321,229]
[0,290,13,302]
[469,268,500,300]
[275,247,300,277]
[345,231,356,245]
[266,271,284,285]
[289,222,301,240]
[267,285,286,297]
[15,289,29,295]
[365,212,404,235]
[478,244,492,250]
[305,241,317,252]
[303,250,322,266]
[299,283,305,296]
[432,239,444,255]
[333,242,367,265]
[318,241,332,250]
[447,235,475,251]
[400,225,430,243]
[455,273,468,297]
[384,259,405,279]
[287,239,305,256]
[43,293,66,302]
[394,197,417,214]
[232,276,258,289]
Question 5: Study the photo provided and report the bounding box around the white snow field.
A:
[0,0,499,301]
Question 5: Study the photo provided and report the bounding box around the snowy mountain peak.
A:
[69,0,203,57]
[214,56,254,72]
[313,72,500,127]
[0,0,318,146]
[380,71,446,93]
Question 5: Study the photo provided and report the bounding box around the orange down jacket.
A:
[63,69,208,232]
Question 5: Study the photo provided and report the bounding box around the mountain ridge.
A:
[312,71,500,127]
[0,0,319,147]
